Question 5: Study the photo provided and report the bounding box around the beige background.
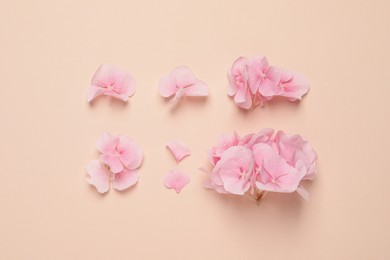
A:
[1,0,389,259]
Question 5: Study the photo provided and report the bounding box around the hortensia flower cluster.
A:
[228,55,309,109]
[204,129,317,201]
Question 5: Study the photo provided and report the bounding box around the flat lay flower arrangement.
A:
[85,55,317,204]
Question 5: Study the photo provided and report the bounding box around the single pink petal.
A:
[112,168,139,191]
[86,85,105,102]
[163,169,190,193]
[166,140,191,163]
[277,69,309,101]
[86,160,110,193]
[158,73,177,97]
[171,66,197,89]
[227,57,249,96]
[89,64,136,102]
[252,143,274,168]
[117,136,143,170]
[99,154,123,174]
[259,67,280,97]
[227,72,239,96]
[247,56,269,94]
[234,87,252,109]
[182,81,209,96]
[96,133,120,154]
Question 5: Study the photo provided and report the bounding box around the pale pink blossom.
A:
[247,56,281,97]
[97,133,143,174]
[86,133,143,193]
[276,68,309,101]
[158,66,209,102]
[87,64,136,102]
[163,169,190,193]
[166,140,191,163]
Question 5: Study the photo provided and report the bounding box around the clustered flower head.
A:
[204,129,317,201]
[227,56,309,109]
[86,133,143,193]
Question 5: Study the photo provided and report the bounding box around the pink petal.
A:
[278,71,309,101]
[117,136,143,170]
[86,85,105,102]
[182,81,209,96]
[171,66,197,89]
[247,56,269,94]
[258,71,279,97]
[276,131,317,180]
[166,140,191,163]
[96,133,119,154]
[86,160,110,193]
[252,143,274,167]
[213,146,254,195]
[99,154,123,174]
[227,57,249,96]
[158,73,177,97]
[89,64,136,102]
[163,169,190,193]
[112,168,139,191]
[256,153,303,193]
[234,87,252,109]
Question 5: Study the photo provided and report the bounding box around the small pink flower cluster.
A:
[227,56,309,109]
[204,129,317,201]
[86,133,143,193]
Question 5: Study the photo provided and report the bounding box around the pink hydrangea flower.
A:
[276,68,309,101]
[86,133,143,193]
[87,64,136,102]
[247,56,281,97]
[227,55,309,110]
[97,133,143,174]
[163,169,190,193]
[210,146,254,195]
[203,129,317,202]
[158,66,209,102]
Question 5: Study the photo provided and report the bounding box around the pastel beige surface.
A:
[0,0,389,259]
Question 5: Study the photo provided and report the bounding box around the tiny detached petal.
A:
[166,140,191,163]
[86,160,110,193]
[163,169,190,193]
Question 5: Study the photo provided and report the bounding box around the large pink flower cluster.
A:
[205,129,317,201]
[228,56,309,109]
